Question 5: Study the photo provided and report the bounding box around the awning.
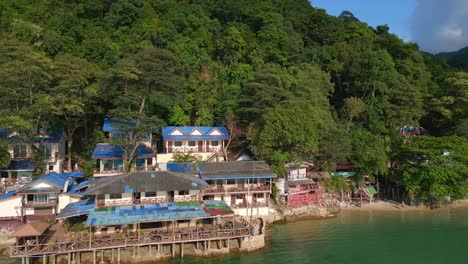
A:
[10,222,50,237]
[366,186,377,195]
[56,198,95,220]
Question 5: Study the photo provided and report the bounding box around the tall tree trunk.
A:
[67,131,73,172]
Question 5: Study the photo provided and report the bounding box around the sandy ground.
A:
[341,199,468,212]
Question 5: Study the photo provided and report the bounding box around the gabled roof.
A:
[10,221,50,237]
[102,118,136,132]
[1,128,63,143]
[162,126,229,140]
[1,160,34,172]
[84,171,209,195]
[197,161,276,180]
[16,172,79,194]
[91,143,153,159]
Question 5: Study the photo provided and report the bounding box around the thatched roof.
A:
[10,222,50,237]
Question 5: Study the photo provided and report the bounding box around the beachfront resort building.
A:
[92,118,156,177]
[0,128,66,186]
[157,126,230,163]
[0,171,89,230]
[10,171,259,261]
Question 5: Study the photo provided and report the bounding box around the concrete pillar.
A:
[118,248,121,264]
[93,250,96,264]
[111,249,115,262]
[78,252,81,264]
[181,243,184,258]
[227,239,230,251]
[26,257,30,264]
[68,252,71,264]
[171,244,175,257]
[21,257,25,264]
[43,255,47,264]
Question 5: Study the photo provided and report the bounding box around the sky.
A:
[311,0,468,54]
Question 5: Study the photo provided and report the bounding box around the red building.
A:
[285,162,329,207]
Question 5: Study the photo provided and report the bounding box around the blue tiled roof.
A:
[162,126,229,140]
[86,202,211,226]
[103,118,136,132]
[2,160,35,171]
[0,190,17,200]
[92,143,153,159]
[56,198,95,220]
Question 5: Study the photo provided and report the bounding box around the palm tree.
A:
[0,146,11,168]
[171,151,202,163]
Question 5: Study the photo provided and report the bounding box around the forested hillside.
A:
[0,0,466,203]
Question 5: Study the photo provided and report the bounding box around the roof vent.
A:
[151,172,156,178]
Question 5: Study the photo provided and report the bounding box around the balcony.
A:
[23,200,57,208]
[95,195,199,208]
[93,168,124,177]
[204,185,270,195]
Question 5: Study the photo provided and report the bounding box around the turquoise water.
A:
[171,207,468,264]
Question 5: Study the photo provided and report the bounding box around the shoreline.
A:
[340,199,468,212]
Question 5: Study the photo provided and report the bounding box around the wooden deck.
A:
[10,222,252,257]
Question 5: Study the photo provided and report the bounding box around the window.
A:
[250,178,258,184]
[179,190,189,195]
[205,180,213,185]
[146,158,152,165]
[40,144,52,158]
[145,192,157,197]
[188,141,196,147]
[13,144,27,159]
[135,159,145,169]
[236,194,244,199]
[227,179,235,185]
[109,193,122,199]
[211,141,219,146]
[256,193,264,199]
[174,141,182,147]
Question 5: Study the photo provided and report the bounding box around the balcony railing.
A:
[23,200,57,208]
[204,185,270,195]
[96,195,199,208]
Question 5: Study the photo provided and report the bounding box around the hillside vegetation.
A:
[0,0,466,203]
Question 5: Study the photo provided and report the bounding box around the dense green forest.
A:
[0,0,466,204]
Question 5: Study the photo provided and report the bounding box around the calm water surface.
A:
[172,207,468,264]
[2,207,467,264]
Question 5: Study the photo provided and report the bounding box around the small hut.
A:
[10,221,50,247]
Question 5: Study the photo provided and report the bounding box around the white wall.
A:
[0,197,22,218]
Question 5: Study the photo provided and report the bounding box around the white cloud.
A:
[411,0,468,53]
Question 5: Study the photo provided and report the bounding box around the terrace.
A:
[10,201,251,257]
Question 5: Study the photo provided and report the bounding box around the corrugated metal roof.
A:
[287,179,315,186]
[0,190,17,200]
[91,143,153,159]
[17,172,72,193]
[56,198,95,220]
[162,126,229,140]
[198,161,276,180]
[166,162,196,173]
[84,171,209,195]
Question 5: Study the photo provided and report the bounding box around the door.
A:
[198,141,203,152]
[167,141,172,153]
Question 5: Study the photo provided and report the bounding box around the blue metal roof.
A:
[2,160,35,172]
[166,163,196,173]
[17,172,73,192]
[56,198,95,220]
[162,126,229,140]
[67,179,92,196]
[103,118,137,132]
[92,143,153,159]
[0,128,63,143]
[86,202,211,226]
[0,190,17,200]
[62,171,84,178]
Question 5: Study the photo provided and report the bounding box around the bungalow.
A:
[92,118,157,177]
[157,126,229,164]
[11,172,83,222]
[0,128,66,185]
[284,162,328,207]
[196,161,276,216]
